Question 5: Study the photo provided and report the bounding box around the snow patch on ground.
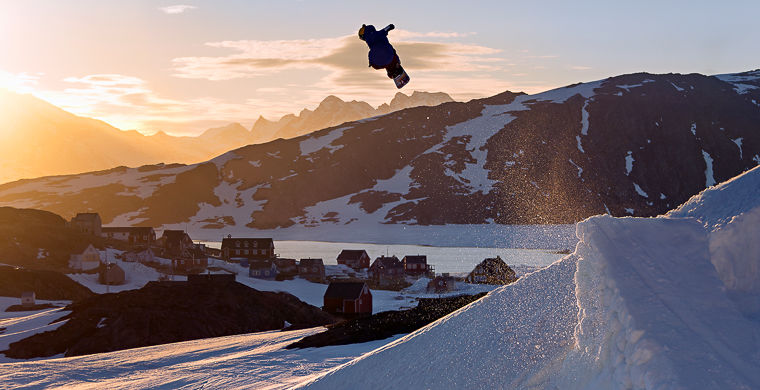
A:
[575,135,585,153]
[625,151,634,176]
[66,249,163,294]
[702,150,716,187]
[299,126,351,156]
[530,80,602,103]
[568,159,583,178]
[714,72,760,94]
[633,182,648,198]
[580,99,591,135]
[432,100,528,194]
[670,81,685,92]
[733,137,744,160]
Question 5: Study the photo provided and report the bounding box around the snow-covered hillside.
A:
[1,70,758,236]
[297,166,760,389]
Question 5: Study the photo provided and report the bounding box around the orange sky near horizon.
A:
[1,1,758,136]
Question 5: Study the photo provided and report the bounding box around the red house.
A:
[323,281,372,315]
[336,249,371,269]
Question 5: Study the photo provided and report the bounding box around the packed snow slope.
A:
[1,70,758,235]
[0,327,403,388]
[298,166,760,389]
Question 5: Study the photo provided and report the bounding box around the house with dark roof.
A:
[274,258,298,276]
[369,255,405,286]
[427,273,457,293]
[70,213,102,236]
[323,281,372,315]
[465,256,518,285]
[249,259,278,280]
[221,237,275,261]
[171,250,206,272]
[102,226,156,247]
[160,230,194,257]
[336,249,370,269]
[402,255,433,277]
[99,263,126,285]
[299,258,325,283]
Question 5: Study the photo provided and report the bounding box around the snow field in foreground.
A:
[0,327,403,389]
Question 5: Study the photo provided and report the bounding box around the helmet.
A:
[358,24,366,40]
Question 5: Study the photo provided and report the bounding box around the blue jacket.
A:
[361,25,396,68]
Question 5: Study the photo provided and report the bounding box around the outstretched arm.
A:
[382,24,395,32]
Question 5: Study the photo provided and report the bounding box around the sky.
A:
[1,0,758,136]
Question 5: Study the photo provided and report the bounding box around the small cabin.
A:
[68,244,102,271]
[402,255,431,276]
[99,263,126,285]
[249,259,278,280]
[70,212,102,236]
[465,256,517,285]
[21,291,36,307]
[298,258,326,283]
[323,281,372,315]
[172,251,208,274]
[369,255,405,284]
[274,258,298,276]
[427,273,457,293]
[336,250,371,269]
[160,230,194,257]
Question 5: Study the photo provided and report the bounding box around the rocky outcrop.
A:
[251,92,455,142]
[0,265,94,301]
[286,293,487,349]
[3,279,336,359]
[0,207,109,271]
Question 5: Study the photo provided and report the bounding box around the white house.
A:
[21,291,36,306]
[69,244,102,271]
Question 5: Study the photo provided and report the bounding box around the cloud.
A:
[571,65,592,70]
[172,31,504,82]
[159,5,197,14]
[0,70,43,93]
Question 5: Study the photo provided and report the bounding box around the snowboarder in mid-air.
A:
[358,24,410,89]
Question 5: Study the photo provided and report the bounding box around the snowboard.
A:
[393,67,410,89]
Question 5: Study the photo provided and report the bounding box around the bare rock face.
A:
[251,91,455,142]
[3,280,336,359]
[0,71,758,230]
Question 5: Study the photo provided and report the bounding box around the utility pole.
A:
[105,247,110,294]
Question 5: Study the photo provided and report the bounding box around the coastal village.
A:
[63,212,519,316]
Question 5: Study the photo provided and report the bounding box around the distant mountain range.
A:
[0,70,758,235]
[0,90,453,184]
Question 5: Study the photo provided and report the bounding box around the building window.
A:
[244,241,249,247]
[235,241,240,248]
